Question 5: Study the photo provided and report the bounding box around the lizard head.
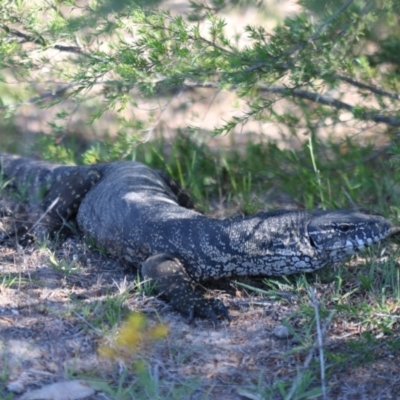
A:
[307,210,393,263]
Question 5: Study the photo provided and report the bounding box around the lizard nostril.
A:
[309,235,317,248]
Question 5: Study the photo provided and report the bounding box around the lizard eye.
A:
[337,223,351,232]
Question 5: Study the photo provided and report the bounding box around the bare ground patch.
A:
[0,229,399,399]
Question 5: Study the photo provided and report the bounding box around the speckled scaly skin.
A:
[0,153,395,322]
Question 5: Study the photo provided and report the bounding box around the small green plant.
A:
[0,274,18,290]
[0,346,9,383]
[0,173,11,195]
[35,136,76,165]
[136,272,156,297]
[0,346,14,400]
[48,252,80,275]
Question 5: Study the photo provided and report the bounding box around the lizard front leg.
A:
[141,253,231,324]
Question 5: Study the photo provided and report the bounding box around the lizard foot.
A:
[142,253,231,325]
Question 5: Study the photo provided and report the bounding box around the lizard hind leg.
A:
[141,253,231,324]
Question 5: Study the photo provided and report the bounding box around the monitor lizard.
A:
[0,152,396,323]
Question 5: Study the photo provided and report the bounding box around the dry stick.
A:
[310,288,329,400]
[27,197,59,235]
[284,289,333,400]
[72,310,102,335]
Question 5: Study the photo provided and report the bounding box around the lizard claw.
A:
[209,298,232,323]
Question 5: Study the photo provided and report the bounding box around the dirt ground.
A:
[0,228,399,399]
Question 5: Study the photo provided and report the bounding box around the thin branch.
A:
[2,75,399,129]
[1,24,46,46]
[287,0,355,58]
[0,83,76,110]
[28,197,59,235]
[333,73,400,100]
[184,81,400,127]
[238,64,400,103]
[258,85,400,127]
[53,45,105,61]
[311,0,355,38]
[54,45,86,55]
[2,24,100,60]
[309,288,328,400]
[258,84,353,111]
[285,290,333,400]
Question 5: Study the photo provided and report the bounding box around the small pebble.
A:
[273,324,290,339]
[7,380,25,393]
